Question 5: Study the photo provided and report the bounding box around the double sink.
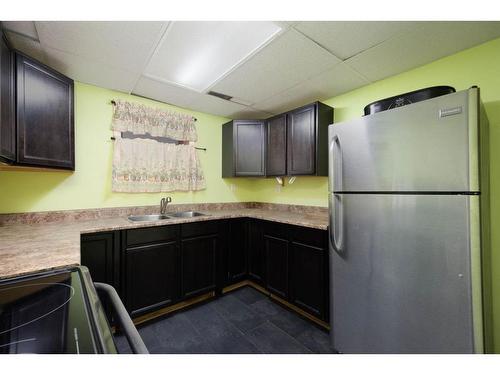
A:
[128,211,207,222]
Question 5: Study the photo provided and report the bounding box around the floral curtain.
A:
[111,99,197,141]
[112,137,206,192]
[111,99,206,193]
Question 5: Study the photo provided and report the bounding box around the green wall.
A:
[250,37,500,352]
[0,82,256,212]
[1,36,500,352]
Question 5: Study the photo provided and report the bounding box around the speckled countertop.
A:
[0,203,328,280]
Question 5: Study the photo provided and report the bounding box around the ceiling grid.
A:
[2,21,500,118]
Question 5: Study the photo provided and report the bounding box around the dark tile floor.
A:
[115,286,334,354]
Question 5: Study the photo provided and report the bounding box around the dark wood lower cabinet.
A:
[80,218,329,324]
[80,231,119,322]
[125,241,179,317]
[80,231,119,290]
[227,218,247,284]
[263,222,329,321]
[247,219,265,285]
[264,234,289,299]
[288,225,329,321]
[289,241,327,319]
[181,235,217,298]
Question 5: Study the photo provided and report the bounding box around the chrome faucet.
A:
[160,197,172,214]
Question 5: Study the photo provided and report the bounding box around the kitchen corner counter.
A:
[0,204,328,280]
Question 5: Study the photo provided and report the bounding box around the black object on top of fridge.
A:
[363,86,456,116]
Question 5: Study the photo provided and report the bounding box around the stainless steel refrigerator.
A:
[328,87,491,354]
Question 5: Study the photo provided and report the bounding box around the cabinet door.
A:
[16,54,74,170]
[234,120,265,176]
[289,241,326,319]
[181,235,217,298]
[264,234,289,299]
[125,241,179,316]
[227,218,247,283]
[0,37,15,162]
[81,231,119,323]
[287,104,316,175]
[81,232,118,289]
[247,219,265,285]
[266,114,287,176]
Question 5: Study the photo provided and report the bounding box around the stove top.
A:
[0,268,111,354]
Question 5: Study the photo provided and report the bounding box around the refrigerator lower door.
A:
[329,194,483,353]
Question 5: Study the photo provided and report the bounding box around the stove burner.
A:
[0,282,75,336]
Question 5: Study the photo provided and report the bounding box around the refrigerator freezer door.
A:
[329,194,482,353]
[328,89,479,193]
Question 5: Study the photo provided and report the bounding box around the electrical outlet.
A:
[230,184,236,192]
[275,185,282,193]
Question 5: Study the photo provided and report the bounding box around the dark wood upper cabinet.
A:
[16,53,74,170]
[222,102,332,178]
[0,36,15,163]
[266,114,287,176]
[287,102,332,176]
[287,104,316,175]
[222,120,266,177]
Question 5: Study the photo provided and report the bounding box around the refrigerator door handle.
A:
[328,137,335,191]
[329,135,343,192]
[329,193,344,253]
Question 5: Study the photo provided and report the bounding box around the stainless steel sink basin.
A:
[168,211,207,218]
[128,214,171,222]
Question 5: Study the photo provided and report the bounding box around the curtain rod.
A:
[110,100,197,122]
[109,136,206,151]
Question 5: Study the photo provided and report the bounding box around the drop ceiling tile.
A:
[346,21,500,82]
[35,21,167,73]
[210,28,341,104]
[132,76,201,108]
[43,47,139,93]
[227,107,275,120]
[294,21,416,60]
[253,81,325,114]
[4,31,48,64]
[144,21,282,92]
[273,21,298,29]
[253,63,369,114]
[2,21,39,40]
[188,94,257,119]
[307,62,370,96]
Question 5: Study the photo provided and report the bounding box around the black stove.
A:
[0,267,117,354]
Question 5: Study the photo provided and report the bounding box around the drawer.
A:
[126,225,179,247]
[262,220,289,239]
[181,220,220,238]
[289,225,327,248]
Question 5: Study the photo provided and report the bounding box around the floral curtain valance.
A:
[112,137,206,193]
[112,99,198,141]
